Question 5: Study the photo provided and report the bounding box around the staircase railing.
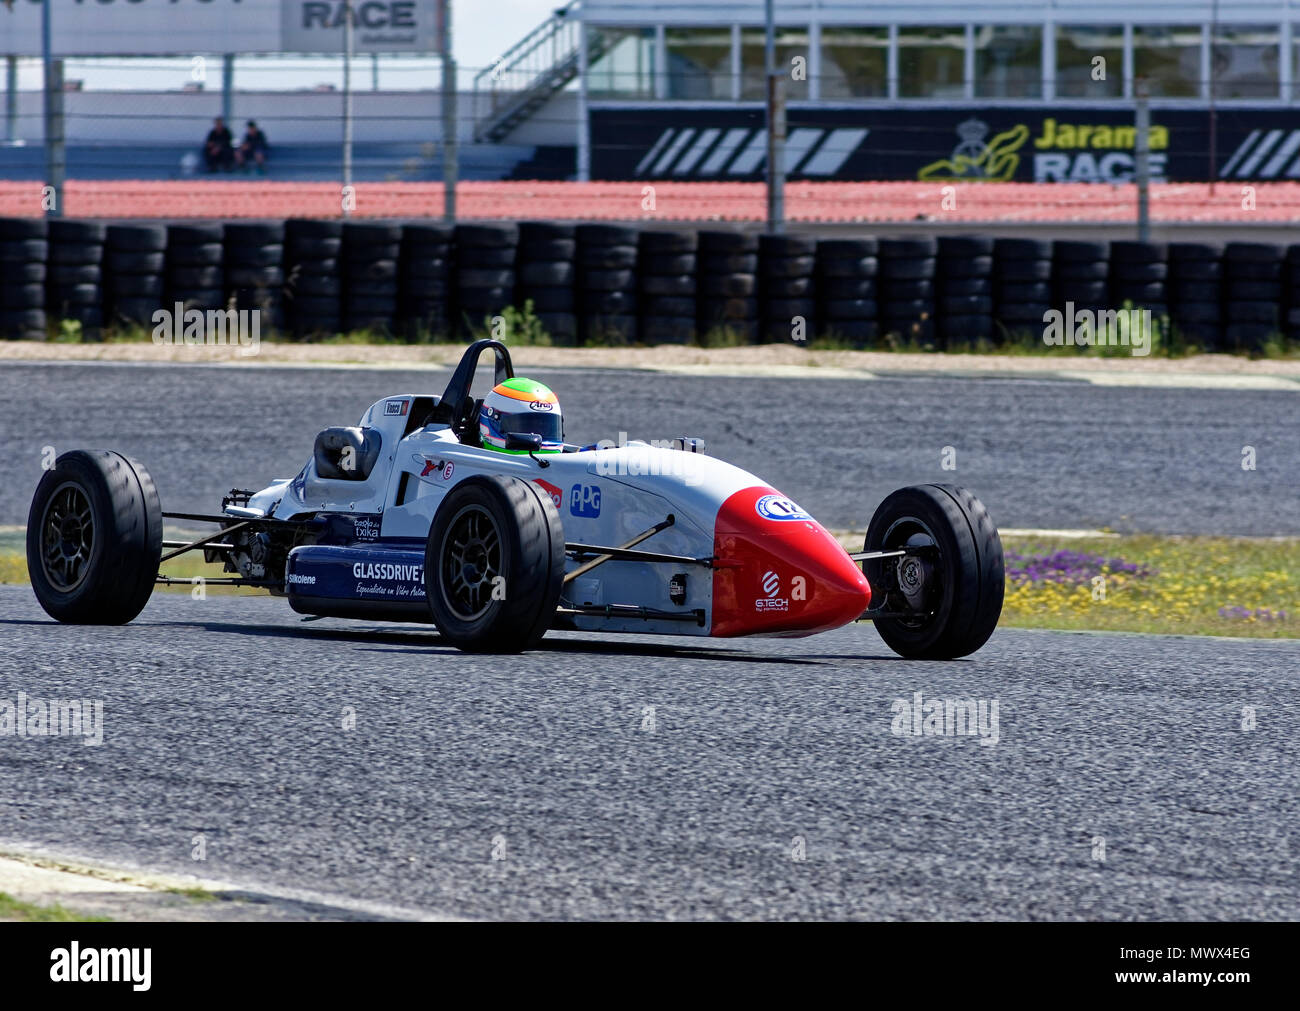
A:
[472,1,584,143]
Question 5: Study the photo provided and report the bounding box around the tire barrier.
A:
[993,237,1052,342]
[637,230,697,346]
[1222,242,1283,352]
[697,230,758,343]
[878,237,937,344]
[576,223,638,346]
[1053,240,1110,322]
[48,220,105,342]
[516,221,576,346]
[1167,242,1222,348]
[165,222,224,322]
[936,235,994,347]
[758,234,816,344]
[284,218,343,339]
[341,222,400,336]
[1,219,1296,353]
[105,224,166,330]
[453,223,518,339]
[815,238,878,345]
[0,217,47,341]
[224,221,284,332]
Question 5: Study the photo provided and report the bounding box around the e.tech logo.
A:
[634,126,869,179]
[755,570,789,612]
[570,484,601,518]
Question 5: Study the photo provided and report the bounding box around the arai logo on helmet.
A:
[755,495,811,522]
[528,401,554,412]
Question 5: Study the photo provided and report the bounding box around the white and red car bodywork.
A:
[244,392,871,639]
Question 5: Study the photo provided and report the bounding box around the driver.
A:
[478,378,564,453]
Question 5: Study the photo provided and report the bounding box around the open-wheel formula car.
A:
[27,340,1004,658]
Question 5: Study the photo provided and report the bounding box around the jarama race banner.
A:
[591,106,1300,184]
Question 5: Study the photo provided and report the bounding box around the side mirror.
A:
[504,432,543,453]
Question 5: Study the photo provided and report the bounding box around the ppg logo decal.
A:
[528,401,554,412]
[570,484,601,518]
[761,571,779,597]
[755,494,811,521]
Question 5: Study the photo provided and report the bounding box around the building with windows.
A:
[474,1,1300,183]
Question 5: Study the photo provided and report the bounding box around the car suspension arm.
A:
[563,516,689,584]
[158,521,251,563]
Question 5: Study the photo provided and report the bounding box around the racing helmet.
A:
[479,377,563,453]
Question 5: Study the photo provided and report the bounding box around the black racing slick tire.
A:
[424,475,564,652]
[27,450,162,624]
[863,484,1003,659]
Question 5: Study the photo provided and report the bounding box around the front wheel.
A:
[27,450,163,624]
[863,484,1003,659]
[424,474,564,652]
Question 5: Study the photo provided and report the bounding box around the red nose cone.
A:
[711,486,871,637]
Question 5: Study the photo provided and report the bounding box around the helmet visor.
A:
[499,410,562,444]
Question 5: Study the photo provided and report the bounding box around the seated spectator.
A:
[204,116,234,173]
[236,120,270,174]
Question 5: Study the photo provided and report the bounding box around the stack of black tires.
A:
[1166,242,1222,348]
[1285,245,1300,346]
[47,220,105,342]
[224,222,284,331]
[1108,241,1168,325]
[341,223,401,335]
[878,237,937,344]
[935,235,994,347]
[576,224,638,345]
[283,219,343,338]
[0,218,47,340]
[165,223,225,319]
[515,222,576,345]
[1222,242,1283,352]
[1107,236,1170,331]
[696,231,758,344]
[993,238,1052,341]
[398,223,453,341]
[105,225,166,330]
[453,224,518,338]
[814,238,877,346]
[1053,240,1110,322]
[758,234,816,343]
[637,230,696,345]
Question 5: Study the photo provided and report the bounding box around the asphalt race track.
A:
[0,361,1296,535]
[1,361,1297,920]
[1,587,1297,920]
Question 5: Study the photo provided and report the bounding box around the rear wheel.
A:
[863,484,1003,659]
[27,450,162,624]
[424,475,564,652]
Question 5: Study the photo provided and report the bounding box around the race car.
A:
[26,339,1004,658]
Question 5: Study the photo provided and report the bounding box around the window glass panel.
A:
[1212,24,1278,99]
[1056,24,1124,98]
[666,26,732,101]
[974,25,1041,98]
[740,27,811,101]
[819,26,888,99]
[1133,25,1201,98]
[898,25,966,98]
[587,27,656,99]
